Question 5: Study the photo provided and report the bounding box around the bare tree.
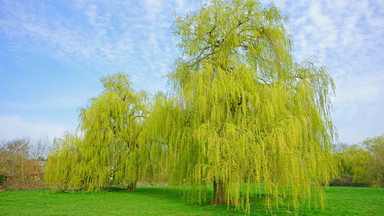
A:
[0,138,31,189]
[0,136,51,190]
[30,136,49,164]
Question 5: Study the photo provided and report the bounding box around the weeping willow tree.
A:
[145,0,336,212]
[45,132,83,190]
[46,73,147,191]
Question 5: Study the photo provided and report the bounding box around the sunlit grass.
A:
[0,186,383,215]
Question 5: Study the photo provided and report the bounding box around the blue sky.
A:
[0,0,383,146]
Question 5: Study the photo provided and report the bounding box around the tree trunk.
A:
[125,181,137,192]
[211,178,226,205]
[125,164,139,192]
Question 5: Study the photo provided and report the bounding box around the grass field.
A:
[0,186,383,215]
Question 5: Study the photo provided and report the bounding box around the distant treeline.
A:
[331,136,384,188]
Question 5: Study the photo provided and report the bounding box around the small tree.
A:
[30,136,49,163]
[46,73,147,191]
[0,138,31,189]
[364,136,384,187]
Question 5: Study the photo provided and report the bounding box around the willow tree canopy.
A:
[46,73,147,191]
[146,0,336,212]
[46,0,336,213]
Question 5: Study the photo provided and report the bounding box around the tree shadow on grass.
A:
[101,186,299,215]
[103,186,182,201]
[103,186,272,214]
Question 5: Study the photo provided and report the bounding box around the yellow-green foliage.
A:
[364,136,384,187]
[45,132,83,190]
[333,136,384,187]
[46,73,147,191]
[46,0,336,213]
[333,145,372,185]
[145,0,336,213]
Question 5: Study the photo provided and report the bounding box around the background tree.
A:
[0,138,30,189]
[363,136,384,187]
[30,135,49,183]
[148,0,336,212]
[1,137,51,190]
[30,136,49,163]
[332,144,372,186]
[332,136,384,188]
[46,73,147,191]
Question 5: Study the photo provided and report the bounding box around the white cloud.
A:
[144,0,164,21]
[175,0,185,12]
[308,3,331,28]
[1,1,133,64]
[1,0,383,145]
[334,72,384,106]
[0,115,72,143]
[0,92,95,111]
[332,71,384,143]
[264,0,384,144]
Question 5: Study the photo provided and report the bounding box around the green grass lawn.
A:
[0,186,383,215]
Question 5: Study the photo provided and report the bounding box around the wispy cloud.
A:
[0,0,200,92]
[0,94,90,111]
[269,0,384,143]
[0,0,202,141]
[0,0,383,144]
[0,114,71,142]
